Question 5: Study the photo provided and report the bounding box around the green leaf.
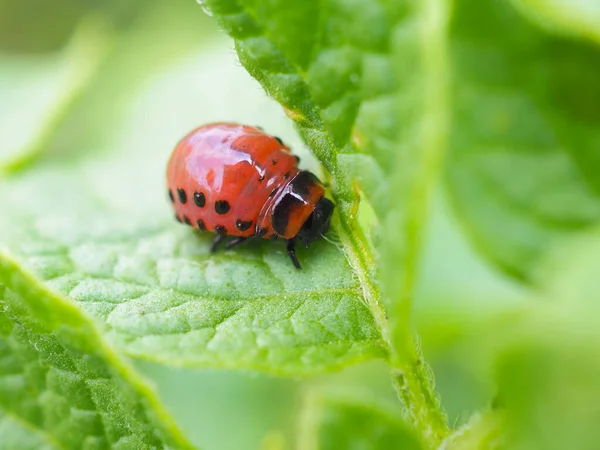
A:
[298,393,422,450]
[0,36,386,375]
[445,0,600,280]
[0,251,194,449]
[0,179,384,375]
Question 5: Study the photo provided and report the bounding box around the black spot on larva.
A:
[269,189,278,197]
[272,159,277,165]
[257,227,268,237]
[275,136,283,145]
[284,171,291,179]
[175,214,182,223]
[168,189,174,203]
[236,219,252,232]
[258,174,265,181]
[177,188,187,204]
[294,155,300,163]
[197,219,206,231]
[183,215,191,225]
[215,200,230,215]
[215,225,227,235]
[194,192,206,208]
[255,125,264,131]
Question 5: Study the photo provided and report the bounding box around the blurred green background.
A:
[3,0,600,449]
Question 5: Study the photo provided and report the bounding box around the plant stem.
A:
[336,214,449,449]
[391,347,449,448]
[382,0,452,445]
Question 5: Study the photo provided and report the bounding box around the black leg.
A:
[226,237,248,250]
[286,239,302,269]
[210,234,226,253]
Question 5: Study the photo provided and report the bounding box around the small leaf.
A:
[0,251,194,449]
[298,393,422,450]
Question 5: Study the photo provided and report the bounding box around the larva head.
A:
[296,196,334,246]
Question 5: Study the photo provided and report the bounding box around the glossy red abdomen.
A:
[166,122,324,240]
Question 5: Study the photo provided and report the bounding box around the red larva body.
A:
[166,122,334,268]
